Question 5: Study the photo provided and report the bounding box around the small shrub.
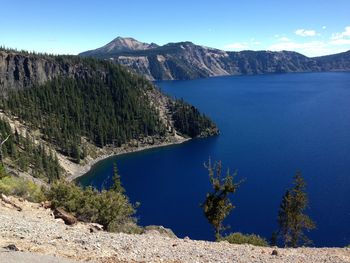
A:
[220,232,269,247]
[47,180,138,233]
[0,176,45,203]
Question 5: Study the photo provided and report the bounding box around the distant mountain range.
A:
[79,37,350,80]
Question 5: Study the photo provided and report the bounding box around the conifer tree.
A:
[275,171,315,247]
[111,162,125,193]
[201,158,241,239]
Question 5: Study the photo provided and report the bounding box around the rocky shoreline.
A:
[66,135,190,182]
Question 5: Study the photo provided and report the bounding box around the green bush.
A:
[0,164,6,179]
[47,180,139,233]
[220,232,269,247]
[0,176,45,203]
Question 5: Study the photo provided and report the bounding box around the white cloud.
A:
[329,38,350,45]
[268,33,350,56]
[223,26,350,56]
[224,43,248,50]
[295,29,317,37]
[331,26,350,40]
[269,40,327,55]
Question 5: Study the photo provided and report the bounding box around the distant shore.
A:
[66,136,190,182]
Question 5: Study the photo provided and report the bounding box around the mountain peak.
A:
[80,37,158,57]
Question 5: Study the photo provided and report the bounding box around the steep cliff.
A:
[0,50,108,91]
[79,37,350,80]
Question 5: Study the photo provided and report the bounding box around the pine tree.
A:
[276,171,316,247]
[201,158,241,239]
[111,162,125,193]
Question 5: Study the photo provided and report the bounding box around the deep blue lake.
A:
[78,72,350,247]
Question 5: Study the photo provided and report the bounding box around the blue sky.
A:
[1,0,350,56]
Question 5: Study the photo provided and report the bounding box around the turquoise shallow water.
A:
[78,72,350,247]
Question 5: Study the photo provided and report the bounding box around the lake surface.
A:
[78,72,350,247]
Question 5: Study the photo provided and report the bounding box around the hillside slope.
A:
[79,37,350,80]
[1,196,349,263]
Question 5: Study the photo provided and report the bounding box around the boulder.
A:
[3,244,19,251]
[53,208,77,225]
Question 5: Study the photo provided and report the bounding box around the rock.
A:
[271,249,278,256]
[4,244,19,251]
[89,223,104,233]
[41,201,52,209]
[53,208,77,225]
[144,225,177,239]
[90,223,104,231]
[1,194,22,211]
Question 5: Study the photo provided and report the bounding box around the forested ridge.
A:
[0,49,218,169]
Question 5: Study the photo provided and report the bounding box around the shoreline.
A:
[66,136,190,182]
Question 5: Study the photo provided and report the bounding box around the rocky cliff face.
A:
[313,50,350,71]
[0,50,104,91]
[79,37,350,80]
[112,46,324,80]
[114,43,234,80]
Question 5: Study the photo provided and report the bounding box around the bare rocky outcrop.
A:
[1,196,350,263]
[0,50,105,91]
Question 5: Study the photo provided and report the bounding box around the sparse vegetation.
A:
[0,175,45,203]
[219,232,269,247]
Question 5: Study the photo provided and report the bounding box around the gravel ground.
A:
[0,248,83,263]
[1,197,349,263]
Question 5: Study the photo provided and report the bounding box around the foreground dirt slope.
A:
[0,196,349,263]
